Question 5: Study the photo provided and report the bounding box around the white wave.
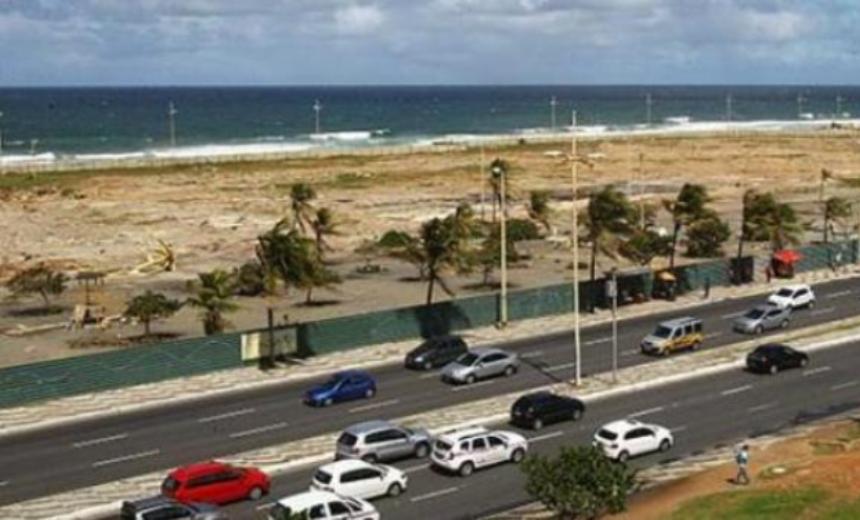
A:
[310,129,389,142]
[664,116,691,125]
[0,152,57,165]
[151,142,315,159]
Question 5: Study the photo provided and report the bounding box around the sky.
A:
[0,0,858,86]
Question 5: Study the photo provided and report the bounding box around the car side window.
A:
[163,508,192,520]
[187,475,213,488]
[307,504,327,519]
[472,437,487,450]
[328,501,351,516]
[365,431,386,444]
[459,441,470,451]
[488,436,505,448]
[340,469,364,483]
[484,353,506,363]
[672,328,682,338]
[684,324,692,335]
[380,429,408,442]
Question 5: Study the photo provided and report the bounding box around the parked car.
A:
[510,391,586,430]
[746,343,809,374]
[440,348,519,385]
[336,420,432,462]
[311,460,407,500]
[767,284,816,309]
[161,461,269,506]
[592,419,673,462]
[404,335,468,370]
[430,426,528,477]
[733,304,791,334]
[304,371,377,407]
[268,490,379,520]
[121,496,227,520]
[640,317,703,356]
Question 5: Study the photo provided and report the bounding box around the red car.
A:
[162,461,270,505]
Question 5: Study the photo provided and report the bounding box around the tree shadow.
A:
[298,299,342,308]
[6,305,66,318]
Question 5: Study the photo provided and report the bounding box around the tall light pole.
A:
[836,95,843,119]
[726,94,733,122]
[797,93,805,119]
[608,267,619,384]
[492,160,508,327]
[638,151,646,229]
[313,99,323,135]
[480,144,486,221]
[550,96,558,131]
[168,101,178,148]
[645,93,653,126]
[0,110,4,172]
[570,110,582,386]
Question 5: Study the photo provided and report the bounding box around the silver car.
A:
[733,304,791,334]
[440,348,519,385]
[336,420,432,463]
[121,497,227,520]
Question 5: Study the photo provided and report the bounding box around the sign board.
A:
[606,279,617,299]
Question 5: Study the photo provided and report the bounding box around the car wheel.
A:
[423,361,433,371]
[617,451,630,462]
[769,364,779,375]
[510,448,526,463]
[362,453,378,463]
[780,320,789,329]
[323,398,334,407]
[365,388,376,399]
[387,482,404,497]
[532,418,543,430]
[465,374,477,385]
[414,442,430,458]
[659,439,671,452]
[800,357,809,368]
[572,408,583,421]
[504,365,517,377]
[248,486,264,501]
[755,325,764,335]
[459,461,475,477]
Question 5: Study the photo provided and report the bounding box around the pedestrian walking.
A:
[765,265,773,283]
[734,444,750,485]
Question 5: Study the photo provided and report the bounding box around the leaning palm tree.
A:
[582,186,636,281]
[664,183,710,269]
[767,202,804,251]
[823,196,852,243]
[311,207,337,260]
[289,183,317,234]
[420,217,459,305]
[187,269,239,335]
[528,191,552,233]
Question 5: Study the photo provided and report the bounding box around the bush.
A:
[506,218,541,242]
[377,230,415,249]
[234,261,266,296]
[686,214,731,258]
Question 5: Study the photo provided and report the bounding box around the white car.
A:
[767,284,816,310]
[311,459,407,500]
[430,426,528,477]
[592,419,673,462]
[268,490,379,520]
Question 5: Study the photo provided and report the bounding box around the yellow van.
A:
[640,317,704,356]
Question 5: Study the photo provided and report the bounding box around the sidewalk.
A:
[2,266,858,438]
[7,310,860,520]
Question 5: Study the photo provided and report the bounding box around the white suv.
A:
[268,490,378,520]
[592,419,673,462]
[430,426,528,477]
[311,460,407,500]
[767,284,816,310]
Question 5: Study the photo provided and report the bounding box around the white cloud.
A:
[334,4,386,35]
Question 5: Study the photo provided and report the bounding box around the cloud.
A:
[334,4,386,35]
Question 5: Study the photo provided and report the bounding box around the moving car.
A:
[767,284,816,310]
[161,461,269,506]
[746,343,809,374]
[336,420,432,462]
[593,419,673,462]
[510,391,586,430]
[440,348,519,384]
[430,426,528,477]
[304,371,377,407]
[311,460,407,500]
[121,496,227,520]
[733,304,791,334]
[640,317,703,356]
[404,335,468,370]
[268,490,379,520]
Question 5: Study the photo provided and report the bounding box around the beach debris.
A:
[130,239,176,275]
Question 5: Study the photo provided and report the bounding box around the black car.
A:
[746,344,809,374]
[404,335,468,370]
[510,391,586,430]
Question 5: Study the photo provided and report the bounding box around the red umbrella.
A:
[773,249,802,264]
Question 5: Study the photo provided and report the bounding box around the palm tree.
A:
[311,207,337,259]
[124,291,182,338]
[664,184,710,269]
[768,202,804,251]
[421,217,459,305]
[289,183,317,233]
[6,264,67,308]
[823,196,852,243]
[187,269,238,335]
[582,186,635,281]
[528,191,552,233]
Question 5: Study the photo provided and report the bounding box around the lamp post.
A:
[480,144,486,221]
[550,96,558,131]
[570,110,582,386]
[0,110,4,174]
[313,100,323,135]
[492,160,508,327]
[608,267,619,383]
[168,102,178,148]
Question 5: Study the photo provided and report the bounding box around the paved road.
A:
[0,277,858,506]
[228,338,860,520]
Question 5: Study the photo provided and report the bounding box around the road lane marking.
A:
[546,361,577,372]
[403,463,431,474]
[198,408,256,423]
[451,380,496,392]
[831,381,859,391]
[629,406,664,418]
[529,431,565,443]
[0,480,8,487]
[803,366,833,377]
[825,290,851,299]
[671,425,688,433]
[747,402,778,413]
[705,332,723,339]
[256,502,275,511]
[521,351,545,359]
[92,449,160,468]
[229,422,289,439]
[721,384,753,396]
[622,350,639,357]
[585,336,612,346]
[349,399,400,413]
[811,307,836,316]
[721,311,745,320]
[419,371,443,379]
[411,486,459,503]
[72,433,128,448]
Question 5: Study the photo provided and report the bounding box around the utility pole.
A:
[726,94,733,122]
[313,99,323,135]
[493,160,508,327]
[645,93,653,126]
[550,96,558,131]
[638,151,646,229]
[168,101,178,148]
[836,95,843,119]
[797,94,805,119]
[0,110,4,173]
[608,267,618,383]
[571,110,582,387]
[480,144,486,221]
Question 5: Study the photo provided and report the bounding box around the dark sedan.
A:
[510,391,585,430]
[404,335,468,370]
[746,344,809,374]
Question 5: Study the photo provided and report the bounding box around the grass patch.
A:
[670,487,828,520]
[820,497,860,519]
[810,440,847,456]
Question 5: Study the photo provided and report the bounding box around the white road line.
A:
[198,408,256,423]
[92,449,160,468]
[546,361,577,372]
[403,463,430,474]
[255,502,275,511]
[349,399,400,414]
[811,307,836,316]
[622,350,639,357]
[671,425,688,433]
[803,366,833,377]
[831,381,859,391]
[721,311,745,320]
[747,402,778,413]
[229,422,289,439]
[411,486,459,503]
[529,431,565,443]
[72,433,128,448]
[584,336,612,346]
[521,351,545,359]
[0,480,8,487]
[721,384,753,396]
[705,332,723,339]
[825,290,851,299]
[629,406,664,419]
[419,371,443,379]
[451,380,496,392]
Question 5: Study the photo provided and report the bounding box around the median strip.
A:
[92,450,160,468]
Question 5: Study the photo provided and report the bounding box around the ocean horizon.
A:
[0,85,857,166]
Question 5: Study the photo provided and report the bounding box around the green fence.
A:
[795,240,858,273]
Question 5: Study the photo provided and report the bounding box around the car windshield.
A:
[598,429,618,441]
[269,504,293,520]
[776,288,794,297]
[338,432,358,447]
[456,353,479,366]
[313,469,333,484]
[745,309,765,319]
[161,477,179,492]
[652,326,673,339]
[414,341,435,353]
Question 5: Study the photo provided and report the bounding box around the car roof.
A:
[169,461,231,480]
[124,496,183,511]
[658,316,701,328]
[275,490,343,509]
[755,343,789,352]
[436,426,489,442]
[775,284,810,291]
[517,391,560,403]
[469,347,509,356]
[602,419,651,433]
[317,459,375,475]
[332,370,371,379]
[344,420,395,435]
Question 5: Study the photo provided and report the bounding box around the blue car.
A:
[304,370,377,407]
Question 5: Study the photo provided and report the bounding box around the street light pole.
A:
[550,96,558,131]
[313,100,323,135]
[609,267,619,383]
[571,110,582,387]
[168,101,178,148]
[480,144,486,221]
[494,160,509,327]
[0,110,4,174]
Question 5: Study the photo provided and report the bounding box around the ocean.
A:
[0,85,857,165]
